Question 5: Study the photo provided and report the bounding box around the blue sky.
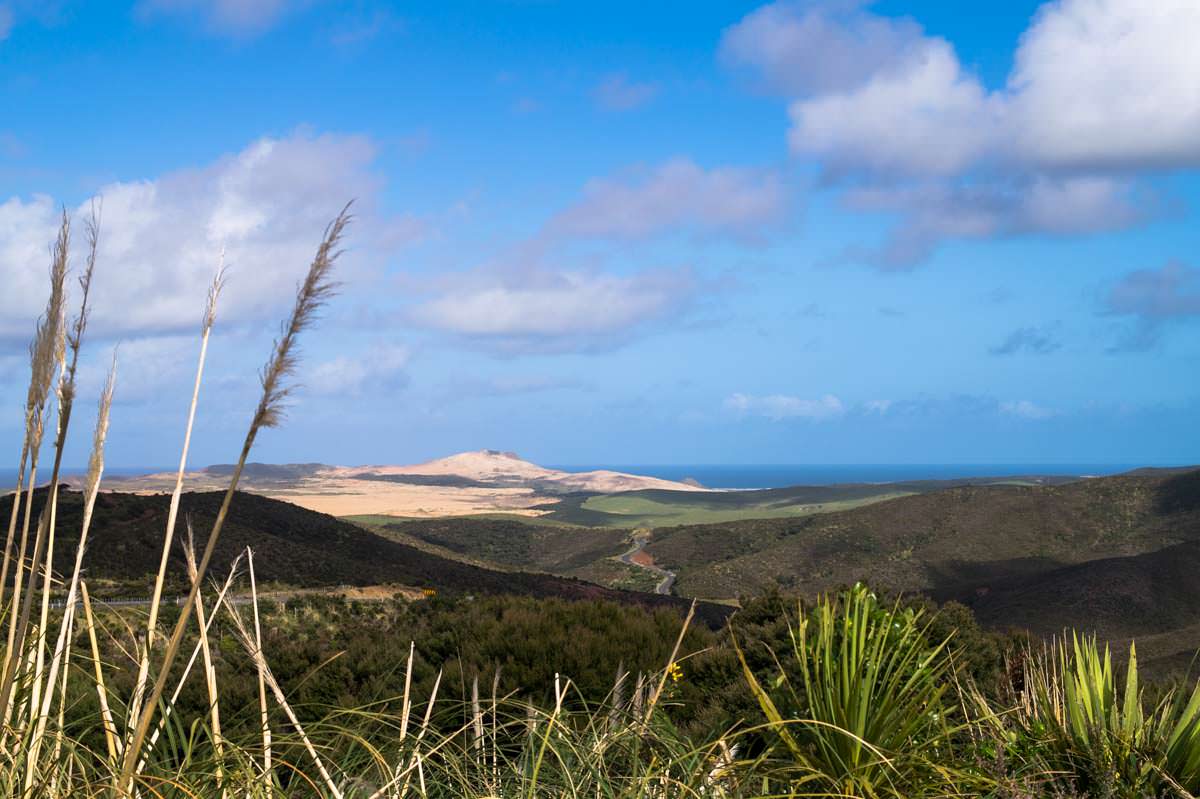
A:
[0,0,1197,468]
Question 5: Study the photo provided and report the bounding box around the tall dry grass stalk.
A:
[133,550,245,780]
[227,573,344,799]
[183,518,226,792]
[248,549,272,780]
[127,260,225,738]
[117,204,351,793]
[29,205,100,750]
[23,355,114,787]
[0,209,70,685]
[0,210,74,735]
[80,582,121,765]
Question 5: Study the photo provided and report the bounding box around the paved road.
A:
[618,531,676,596]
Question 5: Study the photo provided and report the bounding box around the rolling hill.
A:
[0,487,732,627]
[535,475,1079,527]
[642,468,1200,600]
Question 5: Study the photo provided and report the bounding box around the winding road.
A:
[618,530,676,595]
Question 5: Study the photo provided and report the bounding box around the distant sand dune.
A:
[96,449,707,518]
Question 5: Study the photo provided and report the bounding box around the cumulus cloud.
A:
[136,0,303,36]
[725,392,845,421]
[789,37,1001,178]
[593,73,660,112]
[1010,0,1200,170]
[722,0,1200,265]
[411,266,698,352]
[989,324,1062,356]
[0,131,423,342]
[548,158,784,240]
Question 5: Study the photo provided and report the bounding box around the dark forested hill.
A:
[0,487,731,626]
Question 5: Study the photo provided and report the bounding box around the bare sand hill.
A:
[98,450,707,518]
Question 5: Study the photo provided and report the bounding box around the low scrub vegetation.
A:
[3,209,1200,797]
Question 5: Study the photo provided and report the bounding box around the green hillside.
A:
[645,469,1200,600]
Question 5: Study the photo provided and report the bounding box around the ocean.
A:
[548,463,1146,489]
[0,463,1164,492]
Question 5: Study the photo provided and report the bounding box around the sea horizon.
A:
[2,462,1193,492]
[546,462,1166,489]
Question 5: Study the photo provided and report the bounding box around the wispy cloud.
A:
[548,158,785,241]
[329,8,402,49]
[308,343,410,397]
[999,399,1057,420]
[1104,261,1200,351]
[438,375,590,403]
[593,73,660,112]
[1107,261,1200,320]
[725,392,845,421]
[990,324,1062,356]
[136,0,307,37]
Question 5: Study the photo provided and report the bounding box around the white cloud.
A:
[593,73,660,112]
[1010,0,1200,170]
[789,37,1000,177]
[412,267,696,350]
[723,0,1200,265]
[0,131,423,341]
[1000,399,1057,420]
[720,0,928,95]
[549,158,784,240]
[733,0,1200,175]
[136,0,302,36]
[725,392,845,421]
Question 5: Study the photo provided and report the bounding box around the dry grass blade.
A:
[80,582,121,764]
[0,210,72,737]
[254,203,349,431]
[226,589,345,799]
[25,355,115,783]
[117,203,351,792]
[0,207,71,658]
[248,549,272,781]
[182,518,225,792]
[135,551,245,778]
[129,257,225,738]
[27,205,98,758]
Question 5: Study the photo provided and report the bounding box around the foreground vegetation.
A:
[4,207,1200,797]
